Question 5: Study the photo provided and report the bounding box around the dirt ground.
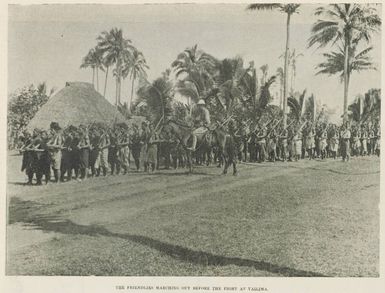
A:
[6,151,380,277]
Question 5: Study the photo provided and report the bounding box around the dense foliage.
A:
[8,83,54,148]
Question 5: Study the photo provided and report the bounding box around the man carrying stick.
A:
[47,122,64,183]
[341,122,351,162]
[78,125,91,180]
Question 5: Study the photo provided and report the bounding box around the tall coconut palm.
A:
[80,48,104,91]
[101,52,114,99]
[93,48,104,92]
[122,49,149,112]
[247,3,301,130]
[97,28,134,106]
[308,4,381,121]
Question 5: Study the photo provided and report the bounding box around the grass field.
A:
[6,152,380,277]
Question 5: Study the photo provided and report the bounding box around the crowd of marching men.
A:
[18,118,381,186]
[234,118,381,164]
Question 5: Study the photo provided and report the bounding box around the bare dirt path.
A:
[6,152,380,276]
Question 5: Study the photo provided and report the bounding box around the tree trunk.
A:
[130,75,135,113]
[343,41,350,122]
[115,77,119,107]
[92,68,95,86]
[96,68,99,92]
[103,66,109,98]
[116,59,122,106]
[283,13,291,130]
[118,77,121,106]
[252,67,257,112]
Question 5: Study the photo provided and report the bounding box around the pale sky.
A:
[8,3,382,118]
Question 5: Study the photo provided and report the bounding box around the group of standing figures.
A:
[239,120,381,164]
[19,117,381,186]
[20,121,163,185]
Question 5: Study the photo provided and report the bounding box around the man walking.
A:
[188,99,211,151]
[341,123,351,162]
[256,124,267,163]
[78,125,91,180]
[47,122,64,183]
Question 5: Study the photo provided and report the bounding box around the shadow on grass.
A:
[8,152,22,157]
[8,197,327,277]
[8,181,31,186]
[240,162,380,176]
[148,171,218,177]
[287,165,380,176]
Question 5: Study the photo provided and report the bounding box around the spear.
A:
[251,117,273,135]
[278,120,295,137]
[214,115,234,130]
[154,115,164,133]
[267,118,283,137]
[233,118,253,136]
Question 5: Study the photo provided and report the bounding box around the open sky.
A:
[8,3,382,119]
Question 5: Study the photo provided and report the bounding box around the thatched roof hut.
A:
[27,82,126,130]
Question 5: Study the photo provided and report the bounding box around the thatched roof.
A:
[27,82,126,130]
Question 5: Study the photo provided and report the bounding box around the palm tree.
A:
[362,88,380,124]
[308,4,381,121]
[348,88,381,125]
[101,51,114,99]
[93,48,104,92]
[348,97,361,123]
[259,64,269,85]
[172,46,217,109]
[247,3,301,130]
[122,49,149,112]
[136,77,173,123]
[175,69,213,107]
[258,75,276,111]
[80,48,104,91]
[207,57,246,119]
[238,62,258,115]
[316,45,376,78]
[171,44,218,79]
[97,28,134,106]
[80,49,95,86]
[287,89,306,121]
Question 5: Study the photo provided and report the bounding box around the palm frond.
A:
[308,25,340,48]
[287,96,302,120]
[258,75,276,110]
[246,4,282,11]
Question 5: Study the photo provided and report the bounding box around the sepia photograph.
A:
[4,0,382,283]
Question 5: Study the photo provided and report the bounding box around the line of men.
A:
[18,118,381,185]
[20,121,163,185]
[234,120,381,163]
